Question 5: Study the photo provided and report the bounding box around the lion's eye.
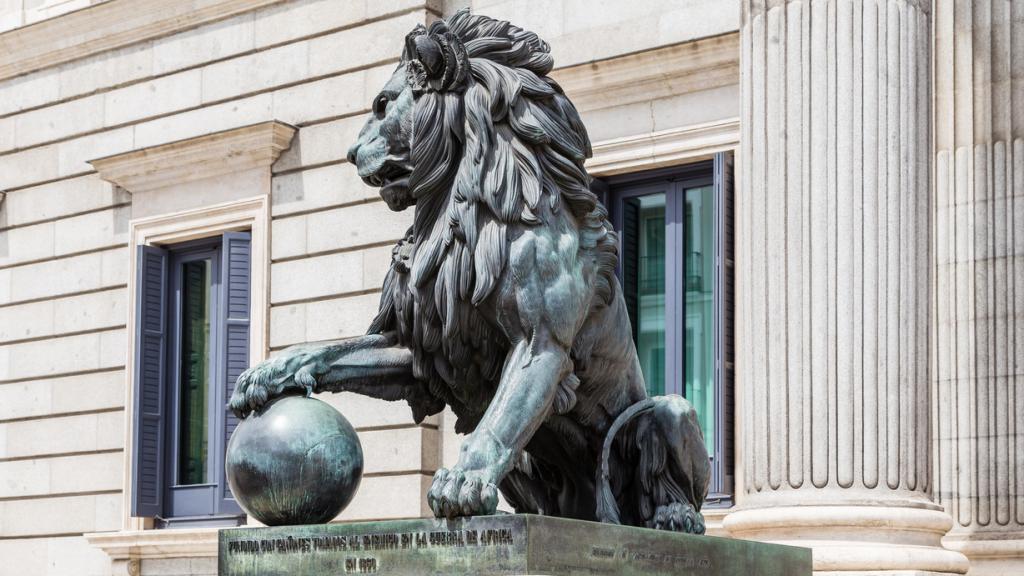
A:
[373,94,389,119]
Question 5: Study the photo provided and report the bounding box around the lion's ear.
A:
[413,35,444,78]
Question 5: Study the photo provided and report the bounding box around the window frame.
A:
[600,154,734,506]
[607,162,715,398]
[123,196,269,531]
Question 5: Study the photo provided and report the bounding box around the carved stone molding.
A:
[552,32,739,113]
[89,121,296,193]
[586,119,739,176]
[0,0,287,81]
[85,528,218,560]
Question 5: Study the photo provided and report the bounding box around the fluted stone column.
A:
[724,1,969,573]
[933,2,1024,574]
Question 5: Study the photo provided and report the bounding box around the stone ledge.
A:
[89,121,296,193]
[700,506,731,538]
[586,118,739,176]
[85,527,220,560]
[0,0,287,81]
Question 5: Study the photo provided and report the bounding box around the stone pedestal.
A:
[218,515,810,576]
[933,2,1024,574]
[728,1,968,574]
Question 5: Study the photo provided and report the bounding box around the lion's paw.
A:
[427,467,499,519]
[228,348,325,419]
[649,502,705,534]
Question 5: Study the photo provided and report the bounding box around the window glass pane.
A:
[178,259,211,485]
[624,193,666,396]
[683,185,715,456]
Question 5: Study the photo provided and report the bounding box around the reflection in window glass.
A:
[624,193,666,396]
[179,259,211,485]
[684,185,715,456]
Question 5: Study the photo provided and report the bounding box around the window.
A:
[132,232,251,527]
[602,152,735,504]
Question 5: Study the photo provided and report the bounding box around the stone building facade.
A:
[0,1,1018,575]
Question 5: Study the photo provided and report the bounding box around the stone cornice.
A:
[89,121,296,193]
[586,118,739,176]
[0,0,287,81]
[85,528,219,560]
[552,32,739,113]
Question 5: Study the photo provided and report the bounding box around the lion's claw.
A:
[294,365,319,396]
[650,502,704,534]
[228,347,325,419]
[428,467,499,519]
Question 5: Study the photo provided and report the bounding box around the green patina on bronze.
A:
[218,515,811,576]
[225,395,363,526]
[228,7,711,534]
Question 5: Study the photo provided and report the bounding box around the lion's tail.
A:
[595,398,656,524]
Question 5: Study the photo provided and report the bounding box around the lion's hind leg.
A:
[597,395,712,534]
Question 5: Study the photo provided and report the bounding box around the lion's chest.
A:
[388,241,508,416]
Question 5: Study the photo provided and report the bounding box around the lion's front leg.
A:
[428,336,571,518]
[428,221,589,518]
[229,332,416,418]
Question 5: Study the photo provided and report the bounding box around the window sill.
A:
[85,526,221,560]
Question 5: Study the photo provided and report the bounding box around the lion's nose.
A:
[346,142,360,165]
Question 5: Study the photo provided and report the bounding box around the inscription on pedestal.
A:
[218,514,810,576]
[225,527,515,573]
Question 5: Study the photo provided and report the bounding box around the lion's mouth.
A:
[365,160,411,187]
[375,162,414,211]
[381,174,411,194]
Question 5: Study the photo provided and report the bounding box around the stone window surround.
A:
[116,185,272,534]
[85,202,269,570]
[85,121,293,572]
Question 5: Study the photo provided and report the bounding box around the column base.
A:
[724,505,970,575]
[943,531,1024,575]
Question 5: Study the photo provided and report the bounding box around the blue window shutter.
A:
[132,244,168,518]
[219,231,250,514]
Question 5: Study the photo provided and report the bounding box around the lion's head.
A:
[346,9,598,219]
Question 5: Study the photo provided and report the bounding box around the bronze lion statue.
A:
[230,9,710,533]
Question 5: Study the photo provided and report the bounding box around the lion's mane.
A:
[369,10,619,428]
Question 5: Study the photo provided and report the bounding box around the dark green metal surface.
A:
[225,395,363,526]
[228,8,714,532]
[218,514,811,575]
